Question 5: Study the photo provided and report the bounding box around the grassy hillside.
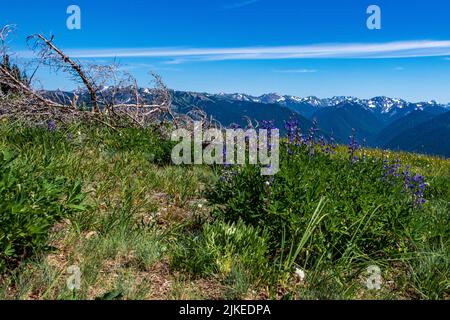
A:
[0,119,448,300]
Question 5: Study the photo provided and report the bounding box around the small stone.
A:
[85,231,98,240]
[294,268,306,282]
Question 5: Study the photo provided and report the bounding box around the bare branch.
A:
[0,25,204,133]
[28,34,100,113]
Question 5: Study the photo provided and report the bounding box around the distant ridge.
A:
[43,88,450,157]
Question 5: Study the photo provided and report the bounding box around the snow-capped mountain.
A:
[51,86,449,123]
[214,92,448,120]
[364,96,408,113]
[323,96,362,107]
[258,93,286,104]
[297,96,323,106]
[218,92,259,102]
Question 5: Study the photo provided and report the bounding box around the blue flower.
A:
[347,129,361,163]
[383,160,427,207]
[46,120,57,132]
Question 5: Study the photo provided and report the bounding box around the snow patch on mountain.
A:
[214,92,447,118]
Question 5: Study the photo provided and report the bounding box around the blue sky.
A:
[2,0,450,102]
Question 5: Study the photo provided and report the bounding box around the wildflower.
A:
[330,136,336,155]
[362,139,367,160]
[383,159,428,207]
[261,120,276,130]
[222,144,228,164]
[410,174,427,207]
[285,119,300,145]
[285,119,302,156]
[306,120,318,158]
[319,135,326,153]
[348,129,360,163]
[383,158,404,182]
[46,119,57,132]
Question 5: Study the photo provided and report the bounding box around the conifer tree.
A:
[1,53,27,95]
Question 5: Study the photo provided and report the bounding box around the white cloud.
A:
[23,40,450,63]
[274,69,318,73]
[115,63,181,72]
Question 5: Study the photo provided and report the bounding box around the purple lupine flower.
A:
[383,160,428,207]
[261,120,277,152]
[330,136,336,155]
[382,158,403,183]
[403,165,412,189]
[362,138,367,160]
[410,174,427,207]
[319,135,326,153]
[46,120,57,132]
[306,120,318,158]
[284,119,303,156]
[348,129,361,163]
[261,120,276,130]
[222,144,229,167]
[285,119,299,145]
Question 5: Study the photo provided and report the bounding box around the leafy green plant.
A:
[0,150,86,273]
[208,143,417,266]
[172,220,270,281]
[100,127,176,165]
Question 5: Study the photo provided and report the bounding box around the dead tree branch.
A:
[28,34,100,113]
[1,26,200,132]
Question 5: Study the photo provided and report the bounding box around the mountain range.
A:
[171,91,450,157]
[44,88,450,157]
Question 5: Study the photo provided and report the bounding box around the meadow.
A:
[0,119,448,300]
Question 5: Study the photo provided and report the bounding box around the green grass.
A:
[0,119,448,300]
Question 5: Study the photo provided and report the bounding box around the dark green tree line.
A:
[1,54,28,95]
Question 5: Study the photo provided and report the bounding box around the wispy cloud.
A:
[26,40,450,63]
[115,62,180,72]
[274,68,318,73]
[393,67,405,71]
[223,0,261,9]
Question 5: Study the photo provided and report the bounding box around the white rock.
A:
[294,268,306,282]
